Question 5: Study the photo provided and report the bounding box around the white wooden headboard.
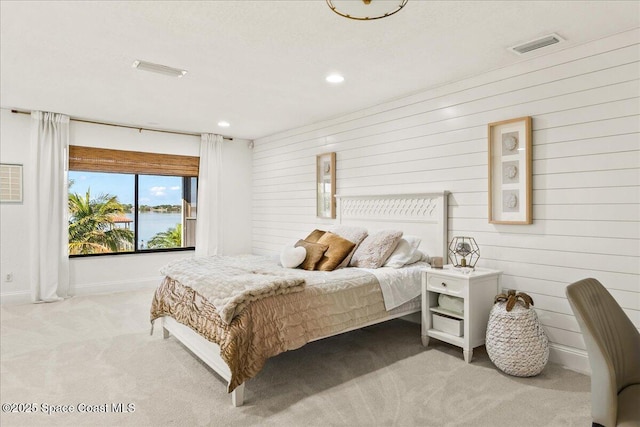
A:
[335,192,449,260]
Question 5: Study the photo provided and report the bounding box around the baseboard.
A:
[0,276,162,305]
[549,342,591,376]
[399,314,590,375]
[0,290,31,305]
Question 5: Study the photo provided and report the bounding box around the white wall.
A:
[252,29,640,373]
[0,110,31,298]
[0,109,252,303]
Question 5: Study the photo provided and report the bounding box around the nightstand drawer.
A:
[426,274,465,296]
[432,313,464,337]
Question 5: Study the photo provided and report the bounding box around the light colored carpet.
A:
[1,289,591,426]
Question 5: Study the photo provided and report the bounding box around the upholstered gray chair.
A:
[566,278,640,427]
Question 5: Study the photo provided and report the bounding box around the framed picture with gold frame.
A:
[316,152,336,219]
[488,117,532,224]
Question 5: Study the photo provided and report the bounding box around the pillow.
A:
[406,249,427,266]
[328,225,368,268]
[280,245,306,268]
[295,239,328,270]
[350,230,403,269]
[384,236,422,268]
[315,232,356,272]
[304,229,326,243]
[328,225,368,246]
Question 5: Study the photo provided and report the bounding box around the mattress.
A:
[150,255,423,392]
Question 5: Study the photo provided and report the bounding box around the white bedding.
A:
[361,261,429,310]
[161,254,427,323]
[160,255,306,324]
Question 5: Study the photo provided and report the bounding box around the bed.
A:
[150,192,449,406]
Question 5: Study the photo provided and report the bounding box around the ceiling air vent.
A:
[509,33,564,55]
[132,60,187,77]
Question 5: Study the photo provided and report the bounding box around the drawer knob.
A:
[441,282,447,287]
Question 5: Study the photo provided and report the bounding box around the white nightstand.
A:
[421,266,501,363]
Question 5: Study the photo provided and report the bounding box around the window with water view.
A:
[68,171,197,255]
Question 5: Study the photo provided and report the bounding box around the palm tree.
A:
[68,190,134,255]
[147,224,182,249]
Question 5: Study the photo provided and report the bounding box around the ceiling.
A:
[1,1,638,141]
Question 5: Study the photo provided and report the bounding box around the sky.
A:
[69,171,183,206]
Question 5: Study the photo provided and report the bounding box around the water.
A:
[125,212,182,248]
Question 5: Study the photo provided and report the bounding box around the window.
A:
[68,146,198,256]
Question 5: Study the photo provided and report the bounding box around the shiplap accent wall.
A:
[251,29,640,373]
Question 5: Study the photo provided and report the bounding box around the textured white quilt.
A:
[160,255,306,324]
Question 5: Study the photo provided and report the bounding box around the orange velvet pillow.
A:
[304,229,326,243]
[295,239,328,270]
[315,232,356,272]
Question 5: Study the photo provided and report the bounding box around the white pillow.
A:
[407,249,428,265]
[280,245,306,268]
[384,235,421,268]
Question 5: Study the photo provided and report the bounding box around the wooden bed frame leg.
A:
[163,327,170,339]
[231,383,245,407]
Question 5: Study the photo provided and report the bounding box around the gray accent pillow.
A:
[349,230,403,269]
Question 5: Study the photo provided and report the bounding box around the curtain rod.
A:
[10,109,233,141]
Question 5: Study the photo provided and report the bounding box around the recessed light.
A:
[132,60,187,77]
[326,74,345,83]
[217,121,230,128]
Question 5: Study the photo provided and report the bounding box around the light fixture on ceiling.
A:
[326,74,345,83]
[217,121,230,128]
[326,0,408,21]
[132,60,187,77]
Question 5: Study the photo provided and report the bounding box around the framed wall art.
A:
[488,117,532,224]
[316,152,336,219]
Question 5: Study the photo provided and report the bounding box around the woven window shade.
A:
[69,146,199,176]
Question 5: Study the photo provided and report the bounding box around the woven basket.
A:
[486,302,549,377]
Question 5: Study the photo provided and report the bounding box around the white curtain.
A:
[195,133,223,257]
[29,111,70,302]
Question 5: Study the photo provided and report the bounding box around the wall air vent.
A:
[509,33,564,55]
[132,60,187,77]
[0,163,23,203]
